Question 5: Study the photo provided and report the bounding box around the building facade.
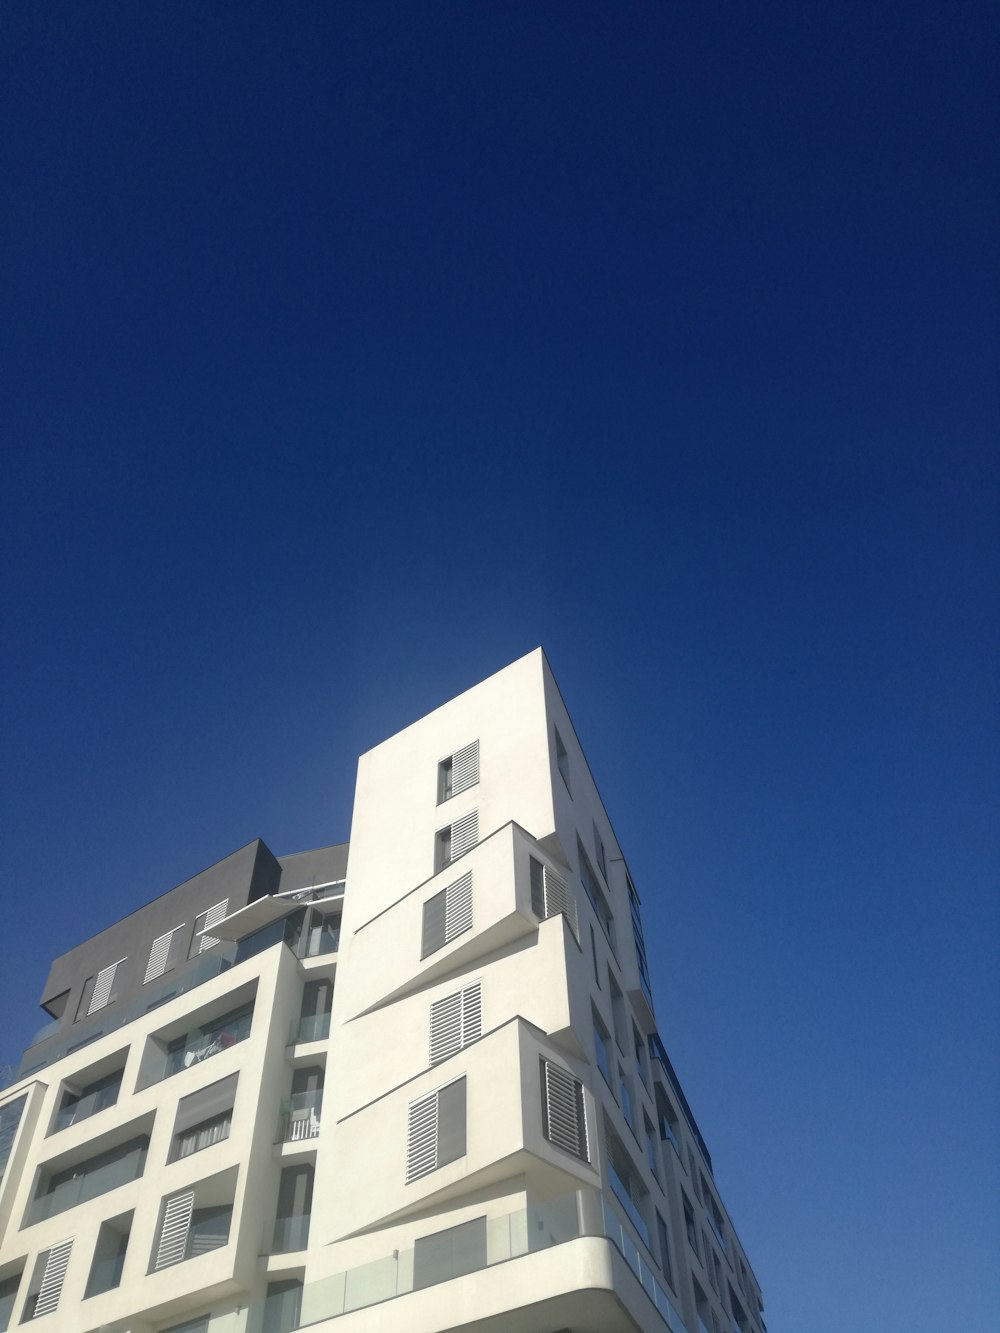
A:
[0,649,766,1333]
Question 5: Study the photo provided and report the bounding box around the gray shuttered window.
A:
[32,1240,72,1319]
[405,1078,467,1183]
[153,1189,195,1270]
[144,927,181,984]
[89,960,124,1015]
[429,982,482,1065]
[540,1058,589,1162]
[529,857,578,939]
[421,872,473,958]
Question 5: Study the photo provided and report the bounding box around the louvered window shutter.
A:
[406,1091,439,1182]
[406,1079,467,1182]
[449,811,478,860]
[529,858,578,939]
[197,900,229,953]
[33,1240,72,1318]
[89,960,124,1014]
[444,871,473,942]
[144,928,180,984]
[541,1059,589,1162]
[450,741,479,797]
[154,1189,195,1269]
[429,982,481,1065]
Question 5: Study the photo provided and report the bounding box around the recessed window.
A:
[578,839,615,948]
[84,1211,132,1299]
[75,960,125,1021]
[429,981,482,1065]
[434,810,478,873]
[22,1242,72,1321]
[0,1268,24,1333]
[406,1078,467,1183]
[554,728,571,793]
[143,926,184,984]
[150,1174,235,1272]
[188,900,229,958]
[656,1209,674,1289]
[529,856,576,935]
[540,1059,589,1162]
[169,1073,238,1162]
[437,741,479,804]
[605,1119,650,1248]
[592,1009,613,1087]
[421,872,473,958]
[413,1215,486,1290]
[272,1163,313,1254]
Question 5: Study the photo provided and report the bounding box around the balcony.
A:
[161,1007,254,1079]
[289,1012,330,1045]
[27,1138,147,1225]
[246,1188,686,1333]
[276,1091,323,1144]
[608,1162,650,1249]
[51,1079,120,1134]
[271,1213,311,1254]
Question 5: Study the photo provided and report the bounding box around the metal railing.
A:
[275,1090,323,1143]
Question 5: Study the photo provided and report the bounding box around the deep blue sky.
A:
[1,4,996,1329]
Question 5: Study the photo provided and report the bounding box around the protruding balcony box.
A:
[342,821,577,1021]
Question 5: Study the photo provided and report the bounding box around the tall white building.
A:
[0,649,766,1333]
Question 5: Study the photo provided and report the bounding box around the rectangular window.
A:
[594,823,608,880]
[592,1008,613,1086]
[22,1241,72,1321]
[421,871,473,958]
[151,1187,233,1271]
[529,856,577,936]
[578,839,615,948]
[633,1025,649,1089]
[413,1215,486,1290]
[272,1163,314,1253]
[683,1193,699,1257]
[438,741,478,803]
[76,960,126,1020]
[84,1212,132,1299]
[189,900,229,958]
[0,1095,28,1188]
[590,925,601,986]
[170,1073,238,1162]
[0,1270,23,1333]
[619,1067,635,1132]
[406,1078,467,1183]
[429,981,482,1065]
[554,727,571,793]
[644,1115,659,1182]
[435,810,478,873]
[608,971,627,1050]
[656,1210,673,1288]
[540,1058,589,1162]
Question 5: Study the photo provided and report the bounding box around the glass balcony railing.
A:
[607,1163,650,1249]
[271,1213,312,1254]
[162,1009,254,1079]
[52,1081,120,1134]
[27,1141,147,1225]
[276,1090,323,1144]
[289,1012,330,1045]
[249,1188,686,1333]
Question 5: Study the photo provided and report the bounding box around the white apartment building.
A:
[0,649,766,1333]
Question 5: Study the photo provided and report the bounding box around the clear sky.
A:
[1,4,996,1330]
